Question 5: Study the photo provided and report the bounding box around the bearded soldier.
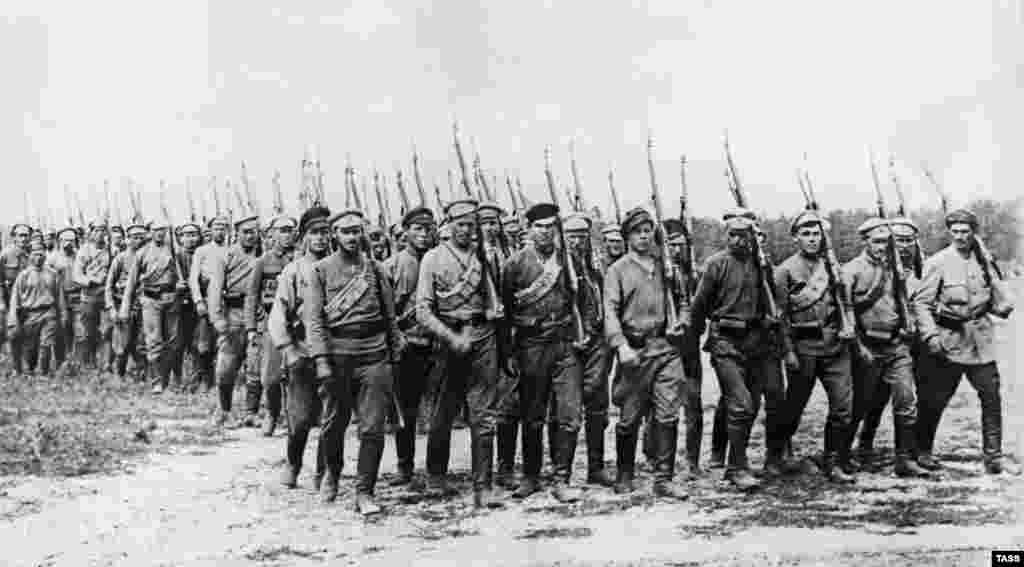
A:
[207,213,261,426]
[387,206,438,487]
[689,210,784,491]
[46,228,80,369]
[121,219,182,394]
[840,218,930,478]
[305,209,404,515]
[913,209,1015,474]
[604,207,689,500]
[189,216,230,391]
[272,206,331,491]
[7,240,65,376]
[773,210,856,483]
[2,224,33,373]
[245,215,297,434]
[171,222,202,389]
[72,222,113,371]
[106,223,147,379]
[415,198,505,509]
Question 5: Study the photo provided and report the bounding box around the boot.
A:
[762,440,786,478]
[550,429,582,504]
[585,420,613,486]
[512,475,540,499]
[515,426,543,499]
[473,434,504,509]
[495,422,518,489]
[823,452,856,484]
[37,347,52,377]
[263,384,282,437]
[726,426,761,492]
[726,469,761,492]
[242,382,262,427]
[684,418,703,480]
[115,354,128,378]
[652,422,688,500]
[614,430,637,495]
[641,419,656,470]
[355,439,385,516]
[355,492,382,516]
[320,471,340,504]
[281,465,299,489]
[218,383,233,412]
[547,422,558,477]
[916,452,942,471]
[426,475,451,498]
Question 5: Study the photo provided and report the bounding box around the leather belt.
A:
[328,319,387,339]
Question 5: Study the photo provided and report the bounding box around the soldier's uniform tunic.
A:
[245,246,294,424]
[188,240,226,389]
[122,239,180,390]
[2,244,29,370]
[6,260,65,374]
[72,241,112,368]
[46,248,79,367]
[106,245,144,377]
[172,245,197,387]
[207,243,259,413]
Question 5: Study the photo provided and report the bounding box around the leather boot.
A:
[894,424,930,478]
[280,465,299,489]
[115,354,128,378]
[37,347,52,377]
[495,422,518,489]
[473,435,504,509]
[514,427,543,499]
[762,440,786,478]
[512,475,541,499]
[263,384,282,437]
[652,422,688,500]
[547,422,558,477]
[242,382,262,427]
[726,426,761,492]
[320,471,340,504]
[585,419,613,486]
[614,430,637,495]
[551,429,582,504]
[684,418,703,480]
[355,439,384,516]
[641,418,656,470]
[823,452,856,484]
[218,383,234,412]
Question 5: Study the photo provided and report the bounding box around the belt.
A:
[328,319,387,339]
[20,305,54,313]
[143,286,175,300]
[622,324,667,349]
[440,314,488,333]
[861,328,899,345]
[792,326,824,340]
[223,295,245,309]
[935,311,986,331]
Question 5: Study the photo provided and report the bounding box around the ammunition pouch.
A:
[223,295,244,309]
[711,317,754,340]
[622,324,666,349]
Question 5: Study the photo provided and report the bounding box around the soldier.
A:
[245,215,297,434]
[46,228,80,369]
[6,239,65,376]
[305,208,403,514]
[841,218,930,478]
[189,216,230,392]
[561,211,613,486]
[272,206,331,491]
[601,224,625,265]
[603,207,689,500]
[368,226,390,262]
[171,222,202,390]
[773,210,856,483]
[501,203,586,502]
[502,214,522,251]
[208,212,261,426]
[121,219,182,394]
[2,224,32,375]
[689,210,785,491]
[110,226,126,255]
[437,221,452,244]
[388,206,438,487]
[106,223,147,379]
[913,209,1015,474]
[389,223,406,255]
[72,222,113,371]
[415,198,505,509]
[42,229,56,254]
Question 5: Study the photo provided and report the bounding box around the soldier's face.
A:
[151,228,167,245]
[306,226,330,255]
[180,229,200,250]
[452,217,476,248]
[727,229,752,254]
[60,235,76,252]
[238,226,258,248]
[566,231,588,254]
[44,234,55,249]
[627,222,653,254]
[794,225,822,255]
[29,248,45,267]
[371,242,388,260]
[273,225,295,249]
[894,234,916,261]
[111,232,124,248]
[14,229,30,248]
[605,239,624,258]
[669,241,685,260]
[335,226,363,254]
[949,223,973,252]
[503,225,520,244]
[128,233,145,250]
[480,218,500,241]
[91,227,107,245]
[406,222,434,251]
[866,233,889,261]
[210,225,227,244]
[531,221,556,251]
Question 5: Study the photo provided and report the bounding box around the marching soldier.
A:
[502,214,523,251]
[106,222,147,379]
[389,223,406,255]
[2,224,32,375]
[305,208,404,514]
[110,226,126,255]
[563,211,613,486]
[388,206,438,487]
[774,210,856,483]
[415,198,505,509]
[368,226,390,262]
[189,216,230,392]
[913,209,1015,475]
[72,222,113,371]
[689,209,784,491]
[604,207,689,500]
[601,224,625,265]
[271,206,332,491]
[121,219,182,394]
[207,212,261,426]
[6,239,65,376]
[46,228,80,369]
[245,215,297,435]
[171,221,202,389]
[42,229,56,254]
[841,218,929,477]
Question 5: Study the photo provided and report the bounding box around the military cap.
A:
[724,216,756,231]
[234,213,260,231]
[889,217,918,237]
[207,216,230,229]
[502,213,521,227]
[602,224,624,242]
[477,201,505,221]
[945,208,977,229]
[444,198,478,222]
[525,203,560,226]
[563,212,591,232]
[402,206,435,228]
[57,227,78,241]
[267,215,298,231]
[10,223,32,235]
[178,222,202,234]
[622,207,653,235]
[329,208,365,230]
[789,209,825,235]
[723,207,758,222]
[109,225,124,234]
[299,206,331,235]
[858,217,891,238]
[28,239,46,252]
[368,225,386,241]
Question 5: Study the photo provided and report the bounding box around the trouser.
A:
[394,342,434,475]
[54,298,79,367]
[140,293,181,389]
[426,332,499,491]
[14,310,58,374]
[781,349,853,459]
[193,311,216,389]
[258,316,286,420]
[285,357,325,478]
[78,287,108,368]
[707,333,784,474]
[915,353,1002,463]
[320,350,392,495]
[173,301,198,385]
[112,301,145,377]
[848,342,917,455]
[680,350,704,464]
[215,307,248,412]
[518,338,582,483]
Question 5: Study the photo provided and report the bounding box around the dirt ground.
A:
[2,283,1023,566]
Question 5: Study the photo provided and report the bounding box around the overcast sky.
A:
[3,1,1021,227]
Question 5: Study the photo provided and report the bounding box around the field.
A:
[1,282,1022,566]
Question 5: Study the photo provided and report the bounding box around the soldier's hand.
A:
[176,281,188,291]
[195,301,208,317]
[246,330,258,347]
[315,357,333,381]
[784,351,800,372]
[450,330,472,354]
[838,324,856,342]
[117,310,130,323]
[213,318,227,335]
[926,335,944,356]
[617,343,639,366]
[281,345,302,370]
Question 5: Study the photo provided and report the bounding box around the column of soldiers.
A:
[0,173,1014,516]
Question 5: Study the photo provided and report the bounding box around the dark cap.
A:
[945,209,977,229]
[402,206,435,228]
[622,207,653,235]
[525,203,559,225]
[299,206,331,235]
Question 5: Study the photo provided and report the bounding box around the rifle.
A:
[678,155,696,298]
[868,151,914,337]
[447,168,457,202]
[887,156,924,278]
[433,180,445,215]
[395,167,411,216]
[373,170,388,230]
[381,172,394,227]
[63,185,75,228]
[569,140,585,213]
[504,174,519,212]
[411,144,429,207]
[607,165,623,225]
[159,181,186,284]
[515,176,532,210]
[544,146,587,345]
[646,135,682,335]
